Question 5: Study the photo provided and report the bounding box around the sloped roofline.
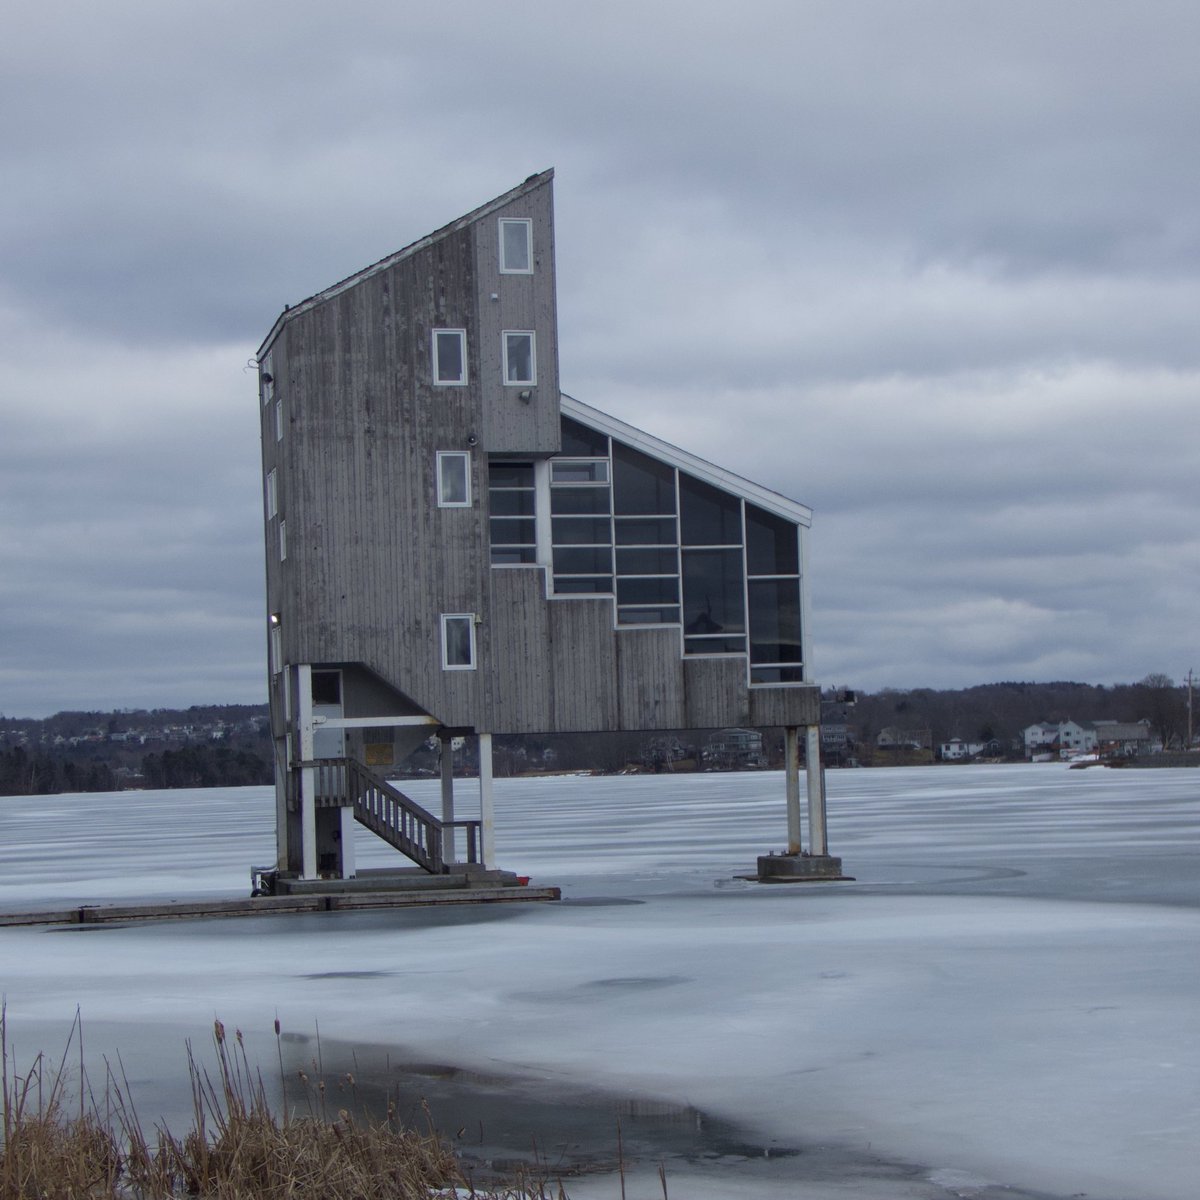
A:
[257,169,555,358]
[561,394,812,526]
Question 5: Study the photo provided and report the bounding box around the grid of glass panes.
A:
[680,473,746,656]
[550,456,613,593]
[745,502,803,683]
[613,441,680,625]
[488,461,536,564]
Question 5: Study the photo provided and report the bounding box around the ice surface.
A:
[0,764,1197,1200]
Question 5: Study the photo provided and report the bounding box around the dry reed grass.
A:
[1,1009,566,1200]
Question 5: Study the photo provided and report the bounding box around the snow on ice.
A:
[0,763,1197,1200]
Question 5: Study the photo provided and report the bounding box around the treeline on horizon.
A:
[0,676,1190,796]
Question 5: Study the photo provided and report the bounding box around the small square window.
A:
[502,331,536,385]
[433,329,468,385]
[499,218,533,273]
[266,469,278,518]
[437,451,471,507]
[441,613,476,670]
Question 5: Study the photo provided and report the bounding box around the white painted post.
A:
[533,460,553,568]
[478,733,495,869]
[297,664,318,880]
[339,807,356,879]
[440,733,456,865]
[785,726,802,854]
[806,724,827,856]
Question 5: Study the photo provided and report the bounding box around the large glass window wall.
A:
[488,416,805,683]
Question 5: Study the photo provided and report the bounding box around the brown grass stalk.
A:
[0,1012,568,1200]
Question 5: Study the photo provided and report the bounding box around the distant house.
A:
[703,728,767,770]
[938,738,984,761]
[1023,719,1097,758]
[257,171,835,883]
[1092,719,1154,757]
[877,727,931,751]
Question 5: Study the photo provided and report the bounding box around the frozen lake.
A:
[1,763,1197,1200]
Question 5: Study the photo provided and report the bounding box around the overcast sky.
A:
[2,1,1197,718]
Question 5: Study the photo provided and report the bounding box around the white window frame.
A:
[278,519,287,561]
[499,218,533,274]
[440,613,477,671]
[266,469,278,518]
[274,397,283,442]
[436,451,472,507]
[502,330,536,386]
[269,621,282,676]
[432,329,468,386]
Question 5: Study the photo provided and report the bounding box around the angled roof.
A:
[258,169,554,357]
[562,394,812,526]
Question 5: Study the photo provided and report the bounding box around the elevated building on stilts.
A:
[256,170,841,890]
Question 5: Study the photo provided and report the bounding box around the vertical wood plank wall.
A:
[261,170,819,738]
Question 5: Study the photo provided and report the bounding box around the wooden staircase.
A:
[305,756,480,874]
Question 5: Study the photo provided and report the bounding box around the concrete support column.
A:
[296,664,318,880]
[806,724,827,856]
[478,732,495,869]
[440,733,456,865]
[784,726,802,854]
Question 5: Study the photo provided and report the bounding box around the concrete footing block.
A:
[756,853,848,882]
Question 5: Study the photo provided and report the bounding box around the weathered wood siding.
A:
[748,684,820,728]
[548,598,619,730]
[616,628,687,729]
[474,185,561,454]
[486,568,553,731]
[684,657,751,729]
[260,170,821,743]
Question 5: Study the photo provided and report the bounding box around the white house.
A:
[1022,720,1097,758]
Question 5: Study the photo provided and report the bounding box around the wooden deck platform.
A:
[0,882,560,928]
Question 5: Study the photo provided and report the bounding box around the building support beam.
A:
[479,733,495,869]
[757,721,844,882]
[784,726,802,854]
[296,664,318,881]
[806,724,827,856]
[440,732,456,866]
[339,806,356,879]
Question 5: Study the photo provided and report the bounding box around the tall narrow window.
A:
[488,461,536,564]
[266,469,278,518]
[269,618,282,676]
[746,503,803,684]
[499,218,533,273]
[551,456,613,594]
[278,519,287,562]
[432,329,468,385]
[437,451,471,507]
[441,614,476,670]
[274,397,283,442]
[680,474,745,656]
[502,331,536,385]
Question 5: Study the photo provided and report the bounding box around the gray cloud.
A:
[2,0,1197,716]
